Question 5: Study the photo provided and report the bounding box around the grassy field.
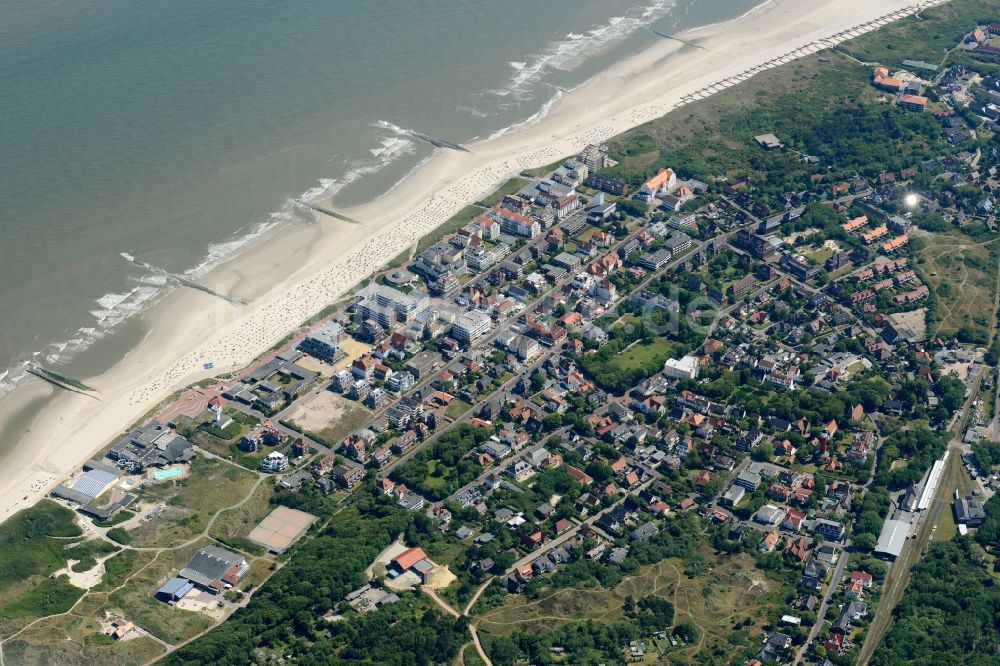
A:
[481,177,528,208]
[610,337,677,373]
[3,615,167,666]
[838,0,995,69]
[0,501,89,632]
[445,398,473,420]
[207,480,275,555]
[476,552,781,662]
[126,457,259,548]
[914,230,999,342]
[92,510,135,528]
[178,409,260,467]
[311,402,372,447]
[461,643,487,666]
[418,461,452,495]
[932,447,980,542]
[94,550,157,593]
[236,558,275,592]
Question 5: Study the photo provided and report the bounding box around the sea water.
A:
[0,0,763,399]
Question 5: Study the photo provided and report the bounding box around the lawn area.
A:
[126,457,259,548]
[933,446,980,543]
[481,177,528,208]
[610,337,676,373]
[915,229,999,343]
[807,246,834,265]
[611,313,643,331]
[207,479,275,555]
[107,539,217,645]
[422,539,467,570]
[179,408,259,463]
[236,558,275,592]
[93,509,135,528]
[419,461,452,495]
[445,398,473,420]
[576,225,601,242]
[828,262,857,281]
[416,205,484,255]
[933,502,958,543]
[475,552,782,662]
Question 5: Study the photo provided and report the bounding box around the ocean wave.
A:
[370,135,415,160]
[0,175,343,399]
[456,105,490,119]
[683,0,775,36]
[0,1,685,401]
[486,87,566,141]
[0,365,29,398]
[492,0,676,98]
[318,130,417,200]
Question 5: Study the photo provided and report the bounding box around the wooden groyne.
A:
[294,200,361,224]
[121,254,247,306]
[26,364,99,399]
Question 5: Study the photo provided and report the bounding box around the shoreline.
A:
[0,0,945,525]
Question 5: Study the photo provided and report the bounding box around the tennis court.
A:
[247,505,318,553]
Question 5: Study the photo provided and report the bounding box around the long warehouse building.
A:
[874,518,911,561]
[916,452,949,511]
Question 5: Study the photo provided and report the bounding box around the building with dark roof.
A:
[108,423,194,471]
[954,497,986,526]
[176,545,248,594]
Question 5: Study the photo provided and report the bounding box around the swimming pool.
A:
[153,467,184,480]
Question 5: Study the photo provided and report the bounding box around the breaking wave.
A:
[492,0,676,98]
[0,126,418,400]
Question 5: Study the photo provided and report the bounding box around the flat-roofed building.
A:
[874,518,910,560]
[663,354,699,380]
[175,545,248,595]
[452,310,493,343]
[298,321,343,362]
[721,484,745,507]
[355,283,429,328]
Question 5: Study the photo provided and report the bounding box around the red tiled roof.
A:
[392,547,428,571]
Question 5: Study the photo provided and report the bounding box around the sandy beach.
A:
[0,0,946,524]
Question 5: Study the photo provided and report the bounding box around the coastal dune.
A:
[0,0,945,523]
